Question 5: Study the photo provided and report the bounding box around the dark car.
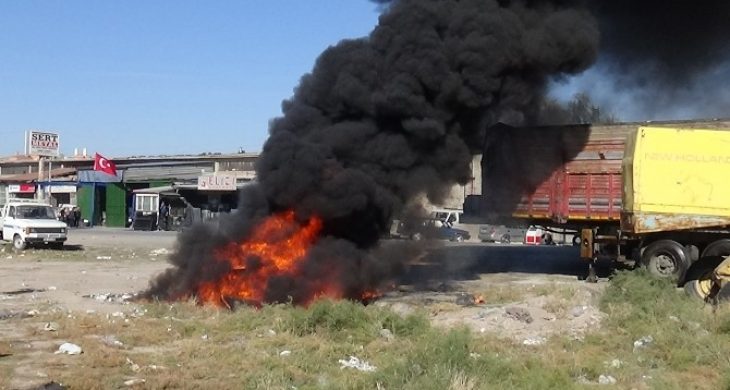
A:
[436,226,471,242]
[410,225,471,242]
[478,224,527,244]
[397,218,470,242]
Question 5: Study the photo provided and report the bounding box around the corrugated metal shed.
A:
[122,164,214,182]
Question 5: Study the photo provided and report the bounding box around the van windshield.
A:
[16,206,57,220]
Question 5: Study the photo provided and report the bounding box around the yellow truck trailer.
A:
[620,126,730,300]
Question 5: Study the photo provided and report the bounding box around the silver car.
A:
[478,225,527,244]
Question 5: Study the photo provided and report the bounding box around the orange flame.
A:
[195,210,379,307]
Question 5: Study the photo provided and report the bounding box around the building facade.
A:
[0,153,259,227]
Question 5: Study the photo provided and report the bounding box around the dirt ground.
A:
[0,228,607,389]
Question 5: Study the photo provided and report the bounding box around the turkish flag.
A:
[93,153,117,176]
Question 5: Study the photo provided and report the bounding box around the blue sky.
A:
[0,1,382,157]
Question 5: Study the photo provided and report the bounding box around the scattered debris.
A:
[570,305,587,318]
[266,329,277,337]
[598,375,617,385]
[123,378,146,387]
[279,350,291,357]
[338,356,377,372]
[100,335,124,348]
[522,336,546,346]
[201,334,209,340]
[83,292,137,304]
[55,343,83,355]
[33,381,67,390]
[150,248,170,257]
[469,352,481,359]
[379,328,394,342]
[608,359,622,368]
[96,256,112,260]
[455,292,478,306]
[0,309,26,320]
[48,286,57,291]
[633,335,654,352]
[668,315,680,322]
[505,306,534,324]
[1,287,46,295]
[44,322,59,332]
[27,309,40,316]
[127,358,141,372]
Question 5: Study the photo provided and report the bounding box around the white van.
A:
[428,208,463,228]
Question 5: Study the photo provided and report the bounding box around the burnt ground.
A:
[1,230,610,339]
[0,228,610,388]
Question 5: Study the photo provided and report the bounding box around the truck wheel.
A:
[715,284,730,303]
[701,239,730,258]
[12,235,26,251]
[683,256,724,286]
[500,234,511,244]
[641,240,689,280]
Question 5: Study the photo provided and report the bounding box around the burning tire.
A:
[641,240,690,281]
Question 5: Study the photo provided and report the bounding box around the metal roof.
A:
[122,164,214,182]
[0,167,77,182]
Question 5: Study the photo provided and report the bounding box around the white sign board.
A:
[49,185,77,194]
[197,175,236,191]
[27,131,60,156]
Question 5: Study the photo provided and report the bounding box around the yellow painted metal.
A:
[623,127,730,233]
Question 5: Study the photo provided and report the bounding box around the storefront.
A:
[7,183,36,200]
[38,183,78,206]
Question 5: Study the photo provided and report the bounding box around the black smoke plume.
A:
[143,0,598,303]
[564,1,730,119]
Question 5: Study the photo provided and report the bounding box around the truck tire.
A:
[701,239,730,258]
[12,235,26,251]
[641,240,690,280]
[683,255,724,286]
[715,284,730,303]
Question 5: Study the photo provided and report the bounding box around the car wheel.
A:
[641,239,690,281]
[500,234,511,244]
[13,235,26,250]
[455,235,464,242]
[411,232,423,241]
[572,235,582,246]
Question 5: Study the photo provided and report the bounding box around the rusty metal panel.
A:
[626,212,730,233]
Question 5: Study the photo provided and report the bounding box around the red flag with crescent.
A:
[93,153,117,176]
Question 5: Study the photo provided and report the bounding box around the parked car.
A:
[478,225,527,244]
[398,218,471,242]
[435,226,471,242]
